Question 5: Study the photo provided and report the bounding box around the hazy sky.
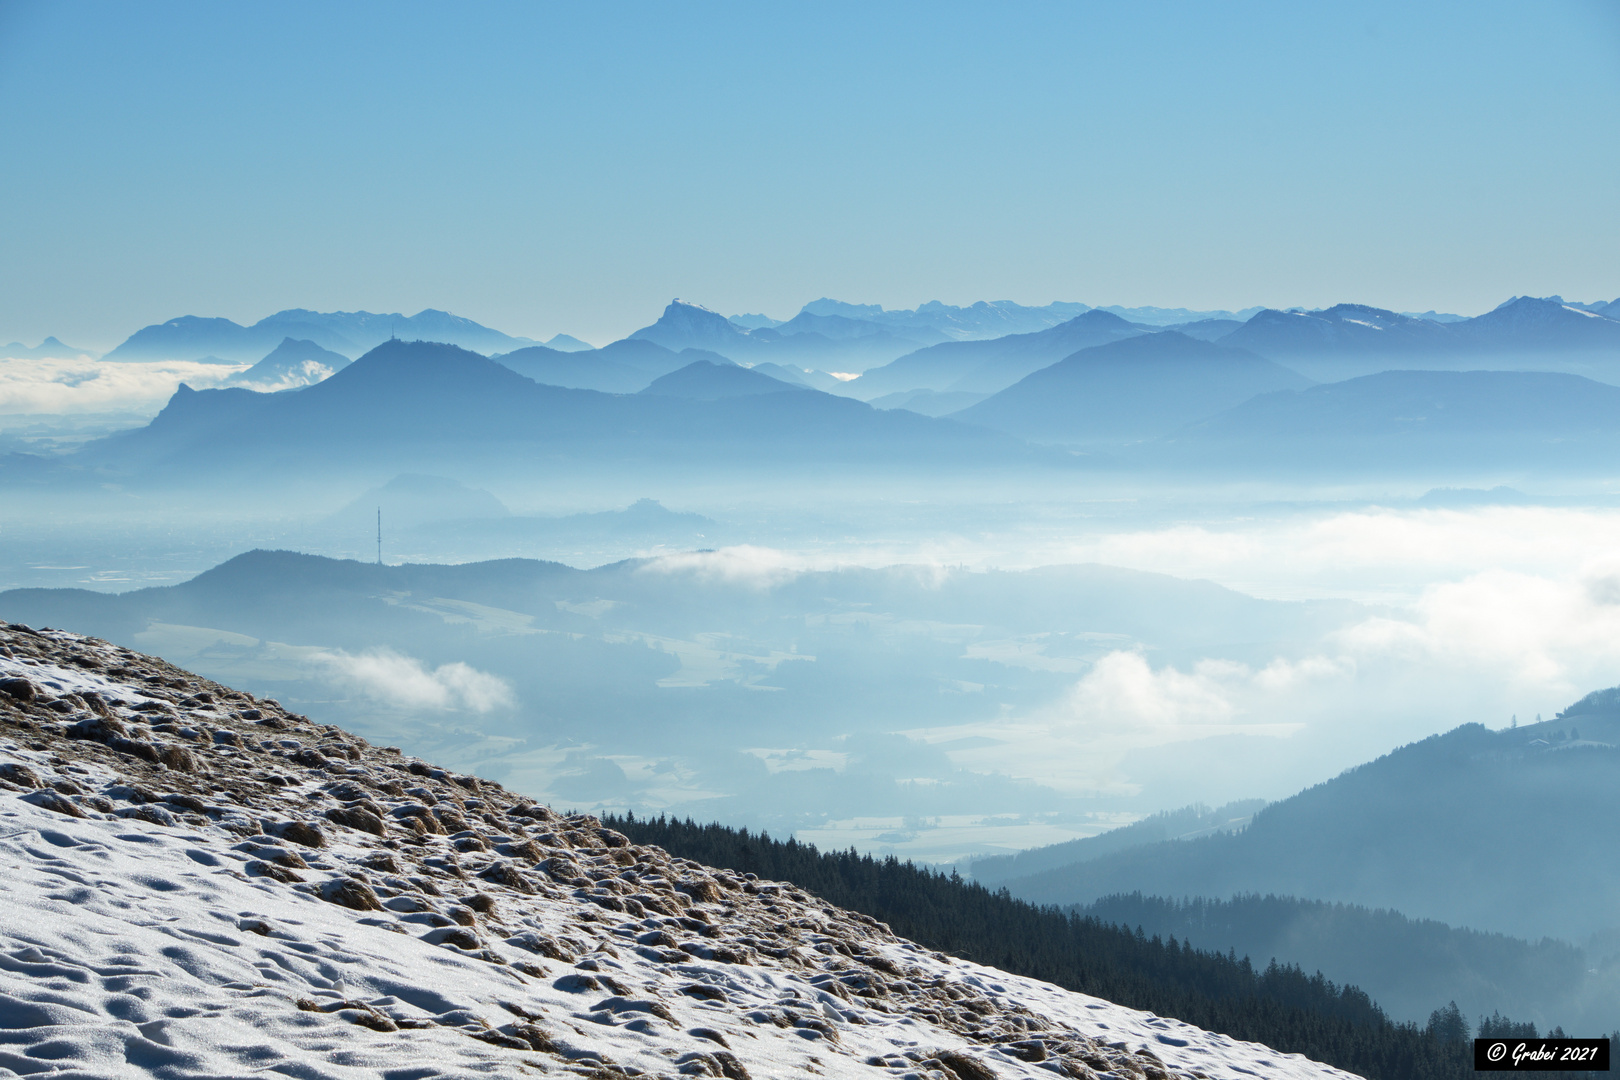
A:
[2,0,1617,348]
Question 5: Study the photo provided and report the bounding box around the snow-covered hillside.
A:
[0,622,1360,1080]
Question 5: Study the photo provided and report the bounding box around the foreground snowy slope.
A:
[0,622,1358,1080]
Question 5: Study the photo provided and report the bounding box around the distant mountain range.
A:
[543,333,594,351]
[852,296,1620,402]
[850,310,1146,398]
[953,331,1312,445]
[1151,368,1620,472]
[1091,304,1265,326]
[638,358,805,400]
[0,336,98,360]
[630,300,939,371]
[971,801,1267,887]
[1222,297,1620,380]
[102,308,540,362]
[68,292,1620,391]
[794,298,1094,340]
[72,339,1050,481]
[491,338,729,393]
[16,338,1620,488]
[869,389,989,417]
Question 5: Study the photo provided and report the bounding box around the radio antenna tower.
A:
[376,507,382,566]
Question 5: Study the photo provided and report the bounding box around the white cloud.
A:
[640,545,959,590]
[230,359,335,393]
[1337,560,1620,694]
[1053,650,1352,752]
[1064,651,1240,736]
[0,357,244,415]
[639,545,809,588]
[310,647,514,713]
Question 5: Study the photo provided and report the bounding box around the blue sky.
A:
[2,0,1616,347]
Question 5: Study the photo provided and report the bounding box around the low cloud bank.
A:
[0,357,242,415]
[311,647,515,713]
[1046,505,1620,605]
[641,545,810,588]
[229,359,336,393]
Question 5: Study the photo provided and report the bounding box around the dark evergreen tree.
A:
[1425,1002,1469,1044]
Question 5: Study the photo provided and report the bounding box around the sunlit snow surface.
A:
[0,638,1358,1080]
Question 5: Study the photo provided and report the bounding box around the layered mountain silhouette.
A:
[990,712,1620,944]
[852,310,1146,398]
[542,333,594,351]
[638,359,805,399]
[0,336,96,360]
[224,337,351,390]
[1221,297,1620,379]
[953,332,1312,445]
[75,339,1050,479]
[1153,368,1620,471]
[1221,304,1459,357]
[971,801,1266,888]
[491,338,727,393]
[104,308,537,362]
[869,389,989,417]
[1164,318,1246,342]
[1453,295,1620,350]
[800,298,1094,339]
[768,310,949,346]
[1092,304,1264,326]
[630,299,753,354]
[628,300,944,370]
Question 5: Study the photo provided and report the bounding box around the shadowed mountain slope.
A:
[639,359,805,399]
[1221,305,1459,358]
[851,310,1145,398]
[1219,298,1620,380]
[1149,368,1620,473]
[490,338,726,392]
[955,332,1311,444]
[630,300,940,370]
[995,715,1620,943]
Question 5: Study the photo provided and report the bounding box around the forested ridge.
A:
[1076,892,1593,1030]
[607,813,1613,1080]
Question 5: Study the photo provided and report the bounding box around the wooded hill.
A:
[605,814,1614,1080]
